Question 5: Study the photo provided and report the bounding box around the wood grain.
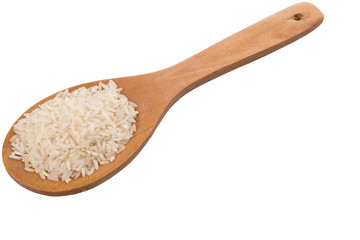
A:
[2,2,324,195]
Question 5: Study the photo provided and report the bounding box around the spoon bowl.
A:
[2,2,324,195]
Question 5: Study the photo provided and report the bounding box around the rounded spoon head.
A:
[2,73,168,196]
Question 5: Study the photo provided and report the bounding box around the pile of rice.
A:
[9,80,138,183]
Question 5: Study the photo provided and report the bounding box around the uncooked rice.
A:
[9,80,138,183]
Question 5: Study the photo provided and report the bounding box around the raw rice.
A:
[9,80,138,183]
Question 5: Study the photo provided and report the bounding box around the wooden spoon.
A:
[2,2,324,196]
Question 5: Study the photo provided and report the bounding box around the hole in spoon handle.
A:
[293,13,303,21]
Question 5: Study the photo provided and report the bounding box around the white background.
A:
[0,0,359,239]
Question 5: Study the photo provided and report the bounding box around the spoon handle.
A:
[160,2,324,98]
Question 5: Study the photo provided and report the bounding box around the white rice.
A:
[9,80,138,183]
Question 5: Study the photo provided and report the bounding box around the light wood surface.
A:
[2,2,324,196]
